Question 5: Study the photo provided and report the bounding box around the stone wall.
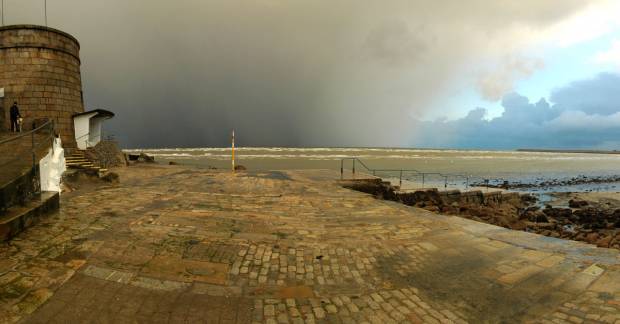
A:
[0,167,39,216]
[400,188,526,210]
[0,97,4,129]
[338,179,530,212]
[0,25,84,147]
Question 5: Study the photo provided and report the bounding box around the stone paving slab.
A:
[0,165,618,323]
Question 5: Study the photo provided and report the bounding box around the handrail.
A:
[0,119,55,192]
[0,119,54,145]
[340,157,487,190]
[75,128,110,148]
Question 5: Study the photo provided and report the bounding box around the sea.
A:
[124,147,620,193]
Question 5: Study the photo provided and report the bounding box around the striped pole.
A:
[231,130,235,173]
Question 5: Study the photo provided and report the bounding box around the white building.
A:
[72,109,115,150]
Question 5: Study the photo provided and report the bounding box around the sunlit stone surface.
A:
[1,165,618,323]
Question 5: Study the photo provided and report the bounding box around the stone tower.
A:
[0,25,85,148]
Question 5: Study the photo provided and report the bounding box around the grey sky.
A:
[2,0,604,148]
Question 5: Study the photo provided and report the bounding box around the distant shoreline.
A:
[126,146,620,154]
[517,149,620,154]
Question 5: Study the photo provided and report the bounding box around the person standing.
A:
[10,101,21,132]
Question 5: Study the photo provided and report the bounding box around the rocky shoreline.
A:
[341,179,620,250]
[471,175,620,191]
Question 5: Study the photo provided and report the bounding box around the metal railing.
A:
[340,157,498,191]
[75,129,113,149]
[0,119,56,188]
[75,133,91,149]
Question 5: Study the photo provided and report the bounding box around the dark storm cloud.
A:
[411,73,620,149]
[550,73,620,115]
[2,0,599,148]
[363,21,428,66]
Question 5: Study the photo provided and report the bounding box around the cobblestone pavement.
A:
[1,165,619,323]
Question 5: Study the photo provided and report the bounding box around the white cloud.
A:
[541,0,620,48]
[412,73,620,149]
[593,39,620,69]
[470,0,620,103]
[477,56,544,101]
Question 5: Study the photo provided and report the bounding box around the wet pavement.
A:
[1,164,619,323]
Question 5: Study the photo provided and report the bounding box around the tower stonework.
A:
[0,25,85,148]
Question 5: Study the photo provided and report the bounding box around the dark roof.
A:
[72,109,115,119]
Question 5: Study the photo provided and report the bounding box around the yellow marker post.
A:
[231,130,235,173]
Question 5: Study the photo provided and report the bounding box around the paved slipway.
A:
[1,165,619,324]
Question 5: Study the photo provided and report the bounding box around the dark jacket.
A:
[10,104,21,119]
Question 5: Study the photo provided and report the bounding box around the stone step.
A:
[67,164,94,169]
[66,161,91,165]
[0,191,60,241]
[67,162,94,167]
[66,160,89,164]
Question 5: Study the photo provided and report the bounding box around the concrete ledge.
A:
[0,191,59,241]
[0,167,38,215]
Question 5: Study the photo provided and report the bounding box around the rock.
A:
[341,179,399,202]
[408,189,443,207]
[63,168,99,182]
[497,219,511,229]
[575,232,586,241]
[423,206,440,213]
[536,214,549,223]
[86,140,127,168]
[569,199,589,208]
[138,153,155,163]
[527,211,549,223]
[511,221,527,231]
[60,182,74,193]
[343,181,619,250]
[562,224,576,233]
[100,172,119,183]
[532,222,556,230]
[585,232,599,245]
[543,207,572,219]
[520,194,538,204]
[234,165,247,171]
[573,208,600,223]
[441,205,459,214]
[596,235,612,248]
